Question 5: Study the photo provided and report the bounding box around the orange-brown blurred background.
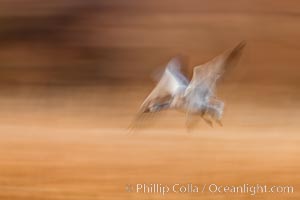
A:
[0,0,299,199]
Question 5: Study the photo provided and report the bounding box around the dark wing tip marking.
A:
[223,40,247,72]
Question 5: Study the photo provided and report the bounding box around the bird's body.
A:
[138,41,246,126]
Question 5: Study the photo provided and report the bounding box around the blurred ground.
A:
[0,0,299,199]
[0,83,299,200]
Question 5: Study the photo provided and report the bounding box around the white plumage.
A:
[138,41,246,126]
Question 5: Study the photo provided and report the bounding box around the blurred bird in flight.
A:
[133,41,246,128]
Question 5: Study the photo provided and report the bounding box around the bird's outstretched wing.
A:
[186,41,246,96]
[182,41,246,121]
[129,57,188,132]
[139,57,189,113]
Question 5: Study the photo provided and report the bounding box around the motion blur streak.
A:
[0,0,299,200]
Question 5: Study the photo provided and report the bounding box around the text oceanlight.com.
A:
[125,183,294,196]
